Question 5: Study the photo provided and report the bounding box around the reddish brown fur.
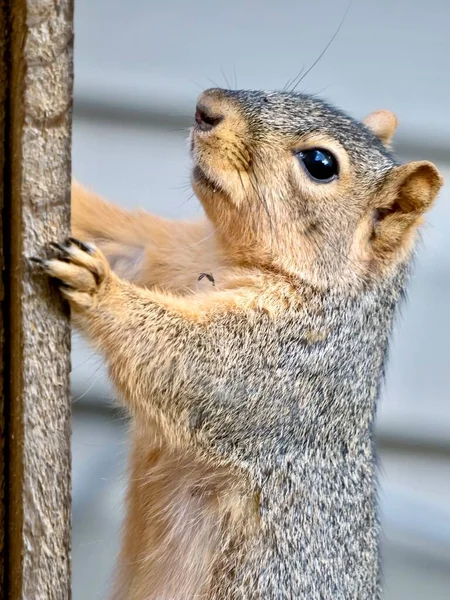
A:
[112,426,253,600]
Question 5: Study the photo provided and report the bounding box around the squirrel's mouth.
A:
[192,164,222,195]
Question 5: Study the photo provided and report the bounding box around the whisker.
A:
[283,66,305,93]
[190,79,207,91]
[229,142,278,255]
[167,126,192,134]
[172,181,193,191]
[173,192,196,209]
[289,0,353,93]
[232,65,238,90]
[235,167,253,215]
[205,76,222,90]
[306,85,332,98]
[220,64,232,89]
[250,169,276,251]
[228,146,268,238]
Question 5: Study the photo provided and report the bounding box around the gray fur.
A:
[116,267,408,599]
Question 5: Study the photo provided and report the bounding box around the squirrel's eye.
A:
[296,148,339,183]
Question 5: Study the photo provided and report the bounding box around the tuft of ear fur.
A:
[371,161,443,264]
[363,110,398,146]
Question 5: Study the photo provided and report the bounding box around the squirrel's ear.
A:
[363,110,398,146]
[371,161,443,260]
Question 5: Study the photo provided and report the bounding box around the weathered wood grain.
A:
[0,0,7,589]
[1,1,73,598]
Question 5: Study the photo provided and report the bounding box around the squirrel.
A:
[34,88,442,599]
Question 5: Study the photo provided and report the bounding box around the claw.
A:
[30,257,46,266]
[54,279,73,290]
[67,237,94,254]
[49,241,69,254]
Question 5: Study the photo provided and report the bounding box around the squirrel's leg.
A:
[40,238,261,598]
[35,239,257,438]
[71,180,219,292]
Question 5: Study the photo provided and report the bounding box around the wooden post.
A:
[0,1,8,588]
[0,1,73,598]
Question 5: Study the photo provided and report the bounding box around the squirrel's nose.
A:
[195,102,224,132]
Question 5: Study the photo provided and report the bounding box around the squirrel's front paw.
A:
[32,238,111,311]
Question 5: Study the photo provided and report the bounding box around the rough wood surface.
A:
[0,0,7,588]
[3,0,74,598]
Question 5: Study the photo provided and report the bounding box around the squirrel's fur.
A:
[38,89,442,599]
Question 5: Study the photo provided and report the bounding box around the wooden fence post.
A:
[0,1,73,598]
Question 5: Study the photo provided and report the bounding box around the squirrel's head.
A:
[191,88,443,289]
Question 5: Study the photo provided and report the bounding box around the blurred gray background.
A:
[71,1,450,598]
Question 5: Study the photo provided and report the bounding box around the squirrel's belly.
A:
[112,427,251,600]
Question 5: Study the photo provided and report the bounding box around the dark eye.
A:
[296,148,339,182]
